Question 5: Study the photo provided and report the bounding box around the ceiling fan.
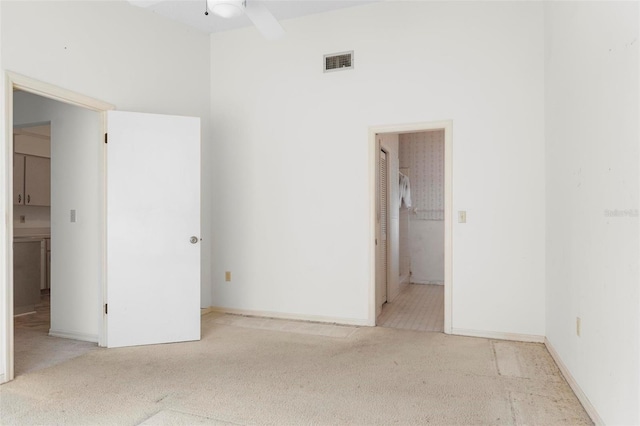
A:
[128,0,285,41]
[206,0,284,40]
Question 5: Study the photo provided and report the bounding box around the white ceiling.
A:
[130,0,378,34]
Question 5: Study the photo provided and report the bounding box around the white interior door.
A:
[106,111,200,348]
[376,147,388,317]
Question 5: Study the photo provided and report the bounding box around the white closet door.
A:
[106,111,201,348]
[376,148,388,316]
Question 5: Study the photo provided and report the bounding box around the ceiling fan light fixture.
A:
[207,0,245,18]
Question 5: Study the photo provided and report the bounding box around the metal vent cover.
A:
[324,51,354,72]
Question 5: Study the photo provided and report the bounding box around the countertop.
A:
[14,228,51,239]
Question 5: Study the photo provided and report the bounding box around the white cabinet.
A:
[13,154,51,206]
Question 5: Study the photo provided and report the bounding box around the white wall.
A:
[210,1,546,333]
[398,206,410,284]
[1,0,212,306]
[544,2,639,424]
[399,131,445,285]
[408,221,444,284]
[14,91,102,341]
[0,0,211,381]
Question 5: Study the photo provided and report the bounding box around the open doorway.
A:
[369,121,452,333]
[11,90,103,377]
[3,73,203,383]
[2,74,113,382]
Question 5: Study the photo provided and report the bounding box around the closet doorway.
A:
[369,121,452,334]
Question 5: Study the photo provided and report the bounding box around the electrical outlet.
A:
[20,215,26,223]
[458,211,467,223]
[576,317,581,337]
[225,271,231,282]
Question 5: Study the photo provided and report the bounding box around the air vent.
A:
[324,51,354,72]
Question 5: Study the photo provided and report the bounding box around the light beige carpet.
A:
[1,312,592,425]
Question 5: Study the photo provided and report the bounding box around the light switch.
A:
[458,211,467,223]
[70,209,76,223]
[576,317,581,337]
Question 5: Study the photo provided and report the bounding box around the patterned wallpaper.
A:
[399,130,445,221]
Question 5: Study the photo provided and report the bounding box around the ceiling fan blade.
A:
[244,1,285,40]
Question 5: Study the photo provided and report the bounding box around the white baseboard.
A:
[200,307,215,316]
[0,373,5,384]
[209,306,370,327]
[410,280,444,285]
[544,338,603,425]
[452,328,544,343]
[49,329,98,343]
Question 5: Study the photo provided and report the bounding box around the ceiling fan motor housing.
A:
[207,0,246,18]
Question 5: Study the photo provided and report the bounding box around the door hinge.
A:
[104,133,108,144]
[104,303,108,315]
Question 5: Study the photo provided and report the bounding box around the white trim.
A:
[443,122,453,334]
[452,328,545,343]
[544,338,603,426]
[2,72,16,384]
[9,73,114,112]
[368,120,453,333]
[410,280,444,285]
[2,73,113,383]
[200,307,216,316]
[209,306,371,327]
[49,329,99,343]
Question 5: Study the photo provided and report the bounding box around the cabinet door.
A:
[24,156,51,206]
[13,154,25,205]
[13,241,42,315]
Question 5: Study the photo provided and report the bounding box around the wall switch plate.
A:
[576,317,581,337]
[225,271,231,282]
[458,211,467,223]
[70,209,77,223]
[19,215,26,223]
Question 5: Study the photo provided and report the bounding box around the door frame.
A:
[368,120,453,333]
[1,72,114,382]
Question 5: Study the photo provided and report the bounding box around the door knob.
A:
[190,236,199,244]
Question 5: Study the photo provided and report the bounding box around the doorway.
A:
[2,73,113,382]
[12,94,102,376]
[2,73,203,383]
[369,121,452,333]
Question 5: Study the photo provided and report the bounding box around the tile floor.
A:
[377,283,444,332]
[13,292,98,376]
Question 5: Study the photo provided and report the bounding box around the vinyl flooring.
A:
[377,283,444,332]
[13,292,98,376]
